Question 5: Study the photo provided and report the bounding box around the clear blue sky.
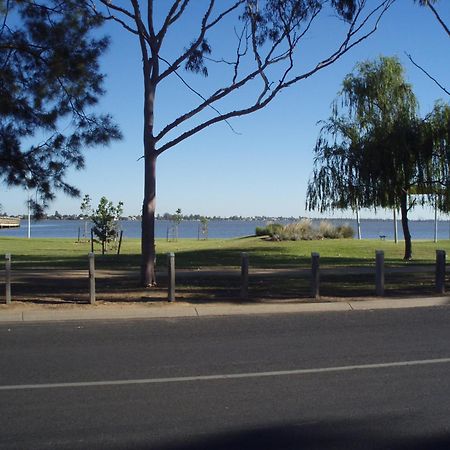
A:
[3,1,449,219]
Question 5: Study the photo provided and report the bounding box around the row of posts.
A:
[310,250,446,298]
[2,250,448,304]
[163,250,448,301]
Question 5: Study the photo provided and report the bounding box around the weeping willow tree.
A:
[307,56,436,260]
[422,101,450,209]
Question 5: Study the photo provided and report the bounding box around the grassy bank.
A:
[1,236,449,269]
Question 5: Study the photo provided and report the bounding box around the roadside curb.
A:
[1,296,449,323]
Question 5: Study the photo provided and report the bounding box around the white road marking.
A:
[1,357,450,391]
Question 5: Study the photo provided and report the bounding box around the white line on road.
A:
[1,357,450,391]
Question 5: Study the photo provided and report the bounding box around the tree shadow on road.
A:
[136,417,450,450]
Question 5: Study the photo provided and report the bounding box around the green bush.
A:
[255,223,284,237]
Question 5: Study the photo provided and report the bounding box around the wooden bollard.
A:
[435,250,446,294]
[241,252,249,300]
[311,252,320,299]
[90,228,94,253]
[88,252,96,305]
[375,250,384,296]
[5,254,11,304]
[167,252,175,302]
[117,230,124,255]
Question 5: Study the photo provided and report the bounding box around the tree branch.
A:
[155,1,394,148]
[427,1,450,37]
[156,0,190,45]
[157,1,245,82]
[407,53,450,96]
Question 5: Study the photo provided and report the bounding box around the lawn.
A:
[1,235,450,269]
[1,236,449,303]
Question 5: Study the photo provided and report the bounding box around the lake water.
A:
[1,218,449,240]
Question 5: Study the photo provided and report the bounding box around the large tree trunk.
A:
[141,151,157,286]
[400,192,412,260]
[140,68,157,286]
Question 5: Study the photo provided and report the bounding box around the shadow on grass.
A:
[6,264,446,305]
[10,253,142,270]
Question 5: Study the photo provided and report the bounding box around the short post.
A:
[167,252,175,302]
[434,198,438,243]
[88,252,96,305]
[435,250,446,294]
[356,202,362,240]
[90,228,94,253]
[311,252,320,299]
[241,252,249,300]
[375,250,384,296]
[5,254,11,304]
[117,230,124,255]
[393,208,398,244]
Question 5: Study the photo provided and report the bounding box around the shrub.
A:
[260,219,355,241]
[255,223,284,237]
[318,221,340,239]
[278,219,316,241]
[336,224,355,238]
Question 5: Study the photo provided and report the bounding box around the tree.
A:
[91,197,124,254]
[0,1,121,216]
[87,0,396,286]
[173,208,183,226]
[421,101,450,209]
[80,194,92,238]
[306,56,432,260]
[199,216,209,240]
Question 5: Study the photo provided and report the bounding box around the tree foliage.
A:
[306,56,444,259]
[91,196,123,254]
[422,101,450,208]
[0,0,121,215]
[307,58,419,208]
[80,194,92,219]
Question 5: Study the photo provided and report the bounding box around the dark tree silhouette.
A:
[0,1,121,215]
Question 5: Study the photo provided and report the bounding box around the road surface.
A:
[1,307,450,449]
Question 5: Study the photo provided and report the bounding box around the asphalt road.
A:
[1,307,450,449]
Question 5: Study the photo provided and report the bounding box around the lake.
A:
[1,218,449,240]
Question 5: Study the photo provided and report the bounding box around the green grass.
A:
[1,236,449,269]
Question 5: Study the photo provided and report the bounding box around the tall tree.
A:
[0,0,121,215]
[422,101,450,208]
[88,0,396,286]
[306,56,430,260]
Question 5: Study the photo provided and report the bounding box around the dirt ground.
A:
[0,264,444,308]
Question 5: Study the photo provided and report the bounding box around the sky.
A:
[2,0,449,219]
